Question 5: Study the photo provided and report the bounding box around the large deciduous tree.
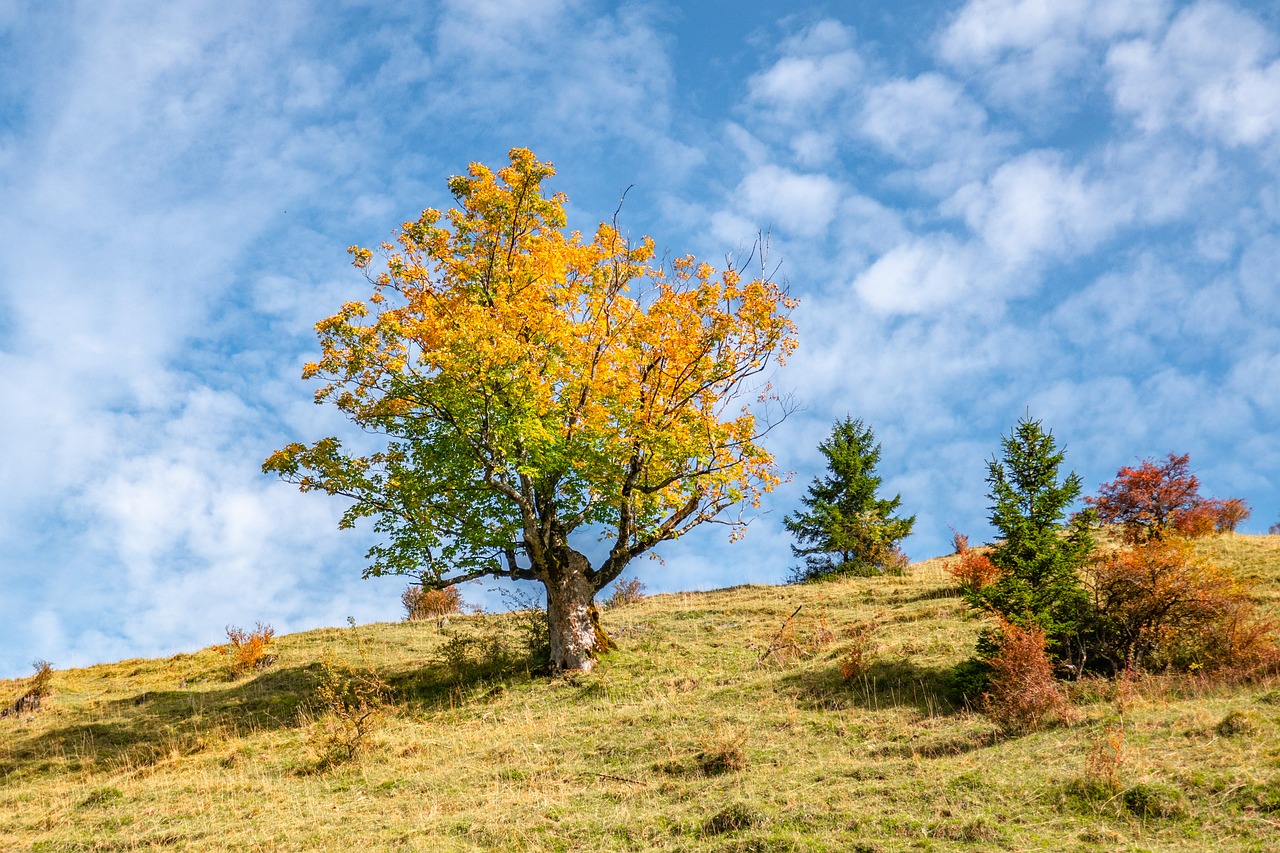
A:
[264,149,797,672]
[784,417,914,581]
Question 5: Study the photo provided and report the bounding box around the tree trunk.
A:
[544,548,602,673]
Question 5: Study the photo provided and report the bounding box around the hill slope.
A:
[3,535,1280,851]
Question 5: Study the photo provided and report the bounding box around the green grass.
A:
[3,536,1280,851]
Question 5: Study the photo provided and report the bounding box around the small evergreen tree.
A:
[785,417,915,581]
[968,416,1093,665]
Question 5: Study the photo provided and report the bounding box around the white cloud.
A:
[941,0,1168,64]
[949,150,1132,266]
[939,0,1168,106]
[736,164,843,238]
[747,19,862,118]
[851,235,988,314]
[1108,1,1280,145]
[861,73,991,161]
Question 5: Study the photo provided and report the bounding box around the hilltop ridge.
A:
[3,534,1279,850]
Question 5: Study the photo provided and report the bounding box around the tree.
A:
[784,417,914,581]
[263,149,797,673]
[1086,453,1250,543]
[968,416,1093,665]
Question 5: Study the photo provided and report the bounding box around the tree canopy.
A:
[1086,453,1250,543]
[264,148,797,671]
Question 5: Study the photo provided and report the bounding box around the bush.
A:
[2,660,54,718]
[1084,722,1125,791]
[1212,498,1251,533]
[982,621,1075,734]
[402,584,463,621]
[1087,453,1248,543]
[946,539,1000,591]
[603,578,646,609]
[838,624,876,683]
[1082,540,1278,675]
[217,623,275,678]
[435,607,552,681]
[306,652,389,768]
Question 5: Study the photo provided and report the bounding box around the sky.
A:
[3,0,1279,678]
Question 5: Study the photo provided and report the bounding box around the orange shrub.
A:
[947,547,1001,591]
[1084,541,1277,675]
[402,584,463,621]
[218,623,275,677]
[838,624,876,683]
[983,621,1075,734]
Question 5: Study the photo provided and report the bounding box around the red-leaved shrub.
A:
[947,542,1001,591]
[983,621,1075,734]
[1211,498,1251,533]
[1087,453,1249,544]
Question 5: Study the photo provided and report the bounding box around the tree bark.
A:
[544,548,603,673]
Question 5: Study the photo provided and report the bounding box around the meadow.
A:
[3,534,1279,851]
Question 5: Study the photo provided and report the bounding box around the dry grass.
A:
[1,536,1278,850]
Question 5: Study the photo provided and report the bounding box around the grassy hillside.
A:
[3,535,1280,851]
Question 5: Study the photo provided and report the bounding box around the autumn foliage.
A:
[1083,541,1277,675]
[1087,453,1249,544]
[217,623,276,678]
[982,621,1075,734]
[2,660,54,718]
[402,585,463,621]
[264,148,797,672]
[946,537,1000,591]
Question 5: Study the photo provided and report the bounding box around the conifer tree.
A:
[784,417,914,581]
[968,416,1093,664]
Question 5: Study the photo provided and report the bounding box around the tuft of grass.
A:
[702,802,758,836]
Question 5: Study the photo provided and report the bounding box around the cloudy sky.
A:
[3,0,1279,677]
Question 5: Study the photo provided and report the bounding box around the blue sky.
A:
[3,0,1279,678]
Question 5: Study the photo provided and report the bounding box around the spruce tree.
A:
[785,417,915,581]
[969,416,1093,664]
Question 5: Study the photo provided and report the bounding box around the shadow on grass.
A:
[1,648,543,779]
[781,656,971,717]
[1,664,328,776]
[867,728,1002,759]
[900,586,964,603]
